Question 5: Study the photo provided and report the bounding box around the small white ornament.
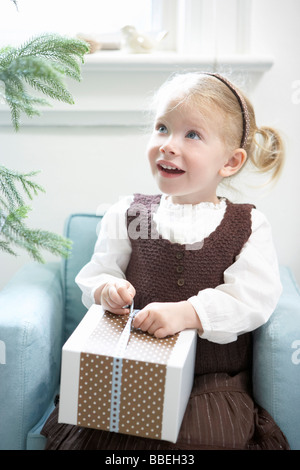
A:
[120,25,168,54]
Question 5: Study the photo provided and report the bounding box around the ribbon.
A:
[109,302,137,432]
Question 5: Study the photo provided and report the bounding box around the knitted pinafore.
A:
[125,193,254,376]
[41,193,290,450]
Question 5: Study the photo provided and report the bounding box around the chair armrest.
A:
[0,262,64,450]
[253,265,300,450]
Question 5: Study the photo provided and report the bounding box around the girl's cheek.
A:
[147,140,159,158]
[147,148,157,172]
[146,138,157,158]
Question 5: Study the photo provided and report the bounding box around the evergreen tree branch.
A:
[0,33,88,261]
[0,152,72,263]
[0,206,72,262]
[10,1,18,11]
[0,165,44,208]
[0,33,89,129]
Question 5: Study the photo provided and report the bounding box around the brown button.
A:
[176,252,184,260]
[176,265,184,273]
[177,278,185,286]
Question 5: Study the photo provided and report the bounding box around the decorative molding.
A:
[0,52,273,128]
[0,1,271,129]
[81,51,273,72]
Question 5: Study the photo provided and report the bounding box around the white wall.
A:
[1,0,300,289]
[248,0,300,280]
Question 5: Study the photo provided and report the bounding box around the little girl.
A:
[42,72,290,450]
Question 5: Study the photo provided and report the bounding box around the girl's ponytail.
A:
[248,126,285,183]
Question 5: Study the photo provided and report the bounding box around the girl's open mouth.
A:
[157,162,185,177]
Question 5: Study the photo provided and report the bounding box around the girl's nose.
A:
[159,141,179,156]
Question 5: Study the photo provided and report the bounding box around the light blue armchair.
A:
[0,213,300,450]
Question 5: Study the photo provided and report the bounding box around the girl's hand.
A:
[133,301,203,338]
[96,279,135,315]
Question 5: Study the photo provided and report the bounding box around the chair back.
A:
[62,213,102,340]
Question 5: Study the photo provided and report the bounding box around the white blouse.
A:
[75,194,282,345]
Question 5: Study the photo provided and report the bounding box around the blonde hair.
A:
[152,72,285,184]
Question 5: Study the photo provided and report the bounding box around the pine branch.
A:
[0,167,72,262]
[10,0,18,10]
[0,33,87,261]
[0,241,16,257]
[0,206,72,262]
[0,165,44,208]
[0,33,89,129]
[17,34,87,79]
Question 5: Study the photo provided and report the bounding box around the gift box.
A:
[58,304,197,443]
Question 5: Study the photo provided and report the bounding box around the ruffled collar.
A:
[160,194,227,212]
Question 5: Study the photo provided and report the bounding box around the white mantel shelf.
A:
[0,52,274,128]
[82,51,274,72]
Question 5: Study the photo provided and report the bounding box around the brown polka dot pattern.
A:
[78,354,112,431]
[77,311,178,439]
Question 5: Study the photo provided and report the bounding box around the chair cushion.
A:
[0,262,64,450]
[253,265,300,450]
[62,213,102,341]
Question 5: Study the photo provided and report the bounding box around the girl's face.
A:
[147,99,232,205]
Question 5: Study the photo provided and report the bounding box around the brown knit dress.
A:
[41,194,290,450]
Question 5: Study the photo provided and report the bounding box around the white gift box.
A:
[58,305,197,443]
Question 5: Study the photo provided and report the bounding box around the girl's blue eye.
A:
[156,124,168,134]
[186,131,200,140]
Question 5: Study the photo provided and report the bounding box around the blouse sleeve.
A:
[75,196,133,309]
[188,208,282,344]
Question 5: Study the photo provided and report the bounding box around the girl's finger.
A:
[134,310,157,333]
[102,292,130,314]
[117,284,134,305]
[147,320,162,336]
[153,327,168,339]
[132,309,148,328]
[127,283,136,298]
[108,285,127,307]
[108,307,130,315]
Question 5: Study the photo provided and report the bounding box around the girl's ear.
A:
[219,149,247,178]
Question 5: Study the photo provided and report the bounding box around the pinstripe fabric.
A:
[42,390,289,450]
[41,195,290,450]
[175,372,256,449]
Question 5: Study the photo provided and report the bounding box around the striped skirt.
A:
[41,371,289,450]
